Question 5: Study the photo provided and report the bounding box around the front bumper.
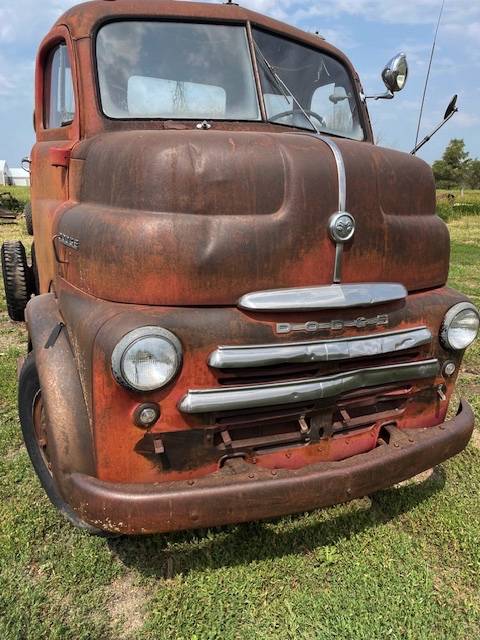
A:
[65,400,474,535]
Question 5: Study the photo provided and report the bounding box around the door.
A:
[31,26,80,293]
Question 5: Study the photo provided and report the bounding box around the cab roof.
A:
[55,0,348,64]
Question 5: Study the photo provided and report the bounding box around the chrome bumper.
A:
[208,327,431,369]
[179,358,440,414]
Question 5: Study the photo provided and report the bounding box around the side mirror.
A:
[444,94,458,119]
[364,53,408,101]
[382,53,408,93]
[411,94,459,155]
[21,157,31,173]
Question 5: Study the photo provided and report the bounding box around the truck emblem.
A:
[276,314,389,335]
[57,232,80,250]
[328,212,355,243]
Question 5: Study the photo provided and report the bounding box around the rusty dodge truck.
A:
[1,0,478,535]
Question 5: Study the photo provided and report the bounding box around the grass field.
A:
[0,189,479,639]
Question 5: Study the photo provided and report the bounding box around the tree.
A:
[465,159,480,189]
[432,139,470,189]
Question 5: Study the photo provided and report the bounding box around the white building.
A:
[0,160,10,186]
[9,167,30,187]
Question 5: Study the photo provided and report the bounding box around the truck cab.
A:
[2,0,478,535]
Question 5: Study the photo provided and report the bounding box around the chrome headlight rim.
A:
[440,302,480,351]
[111,326,182,392]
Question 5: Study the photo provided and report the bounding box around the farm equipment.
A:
[1,0,478,535]
[0,192,22,223]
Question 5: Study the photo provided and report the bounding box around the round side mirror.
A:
[381,53,408,93]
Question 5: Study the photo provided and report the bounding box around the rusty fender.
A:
[65,402,474,535]
[25,294,95,495]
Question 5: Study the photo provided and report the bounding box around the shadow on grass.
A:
[108,466,446,579]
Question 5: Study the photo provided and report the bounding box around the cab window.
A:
[44,43,75,129]
[96,22,260,121]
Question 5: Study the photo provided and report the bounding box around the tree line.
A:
[432,139,480,189]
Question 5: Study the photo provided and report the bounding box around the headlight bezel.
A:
[111,326,183,392]
[440,302,480,351]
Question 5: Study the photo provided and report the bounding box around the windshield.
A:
[96,22,260,120]
[253,29,364,140]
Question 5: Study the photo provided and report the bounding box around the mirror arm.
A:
[364,90,394,101]
[410,109,457,155]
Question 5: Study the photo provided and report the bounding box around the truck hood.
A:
[58,129,449,306]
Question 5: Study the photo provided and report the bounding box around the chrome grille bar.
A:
[208,327,431,370]
[238,283,407,312]
[179,358,440,414]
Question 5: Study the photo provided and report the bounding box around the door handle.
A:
[49,145,73,168]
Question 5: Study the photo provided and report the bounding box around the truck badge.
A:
[276,314,389,335]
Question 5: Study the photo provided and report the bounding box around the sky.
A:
[0,0,479,167]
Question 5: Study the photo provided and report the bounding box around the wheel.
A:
[1,240,35,321]
[18,353,113,536]
[30,243,40,295]
[24,202,33,235]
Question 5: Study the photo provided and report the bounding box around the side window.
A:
[44,43,75,129]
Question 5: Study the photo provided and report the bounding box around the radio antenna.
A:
[414,0,446,147]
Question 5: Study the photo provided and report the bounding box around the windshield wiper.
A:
[253,42,320,134]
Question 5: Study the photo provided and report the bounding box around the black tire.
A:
[24,201,33,235]
[18,353,113,536]
[30,243,40,295]
[1,240,35,321]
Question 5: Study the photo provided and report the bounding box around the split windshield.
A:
[96,21,364,140]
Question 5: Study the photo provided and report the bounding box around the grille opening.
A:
[212,386,411,455]
[214,419,306,452]
[333,396,408,425]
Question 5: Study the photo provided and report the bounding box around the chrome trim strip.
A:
[238,282,407,312]
[333,243,343,284]
[179,358,440,414]
[208,327,431,370]
[295,133,350,283]
[316,135,346,211]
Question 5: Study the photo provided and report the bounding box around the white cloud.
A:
[455,112,480,128]
[290,0,480,26]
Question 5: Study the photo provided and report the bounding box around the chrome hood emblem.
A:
[328,211,355,243]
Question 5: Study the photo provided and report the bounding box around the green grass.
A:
[436,190,480,222]
[0,187,479,639]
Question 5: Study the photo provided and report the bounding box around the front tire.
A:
[24,202,33,236]
[18,353,111,536]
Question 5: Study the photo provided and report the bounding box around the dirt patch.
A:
[0,313,27,352]
[471,430,480,450]
[394,467,436,488]
[107,573,147,640]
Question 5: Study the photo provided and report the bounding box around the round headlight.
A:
[112,327,182,391]
[440,302,480,351]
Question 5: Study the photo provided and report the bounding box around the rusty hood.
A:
[58,129,449,306]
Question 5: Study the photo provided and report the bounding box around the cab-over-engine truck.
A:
[1,0,478,535]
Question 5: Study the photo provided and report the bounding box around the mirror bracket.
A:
[363,90,394,102]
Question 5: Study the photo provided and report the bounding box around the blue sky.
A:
[0,0,479,167]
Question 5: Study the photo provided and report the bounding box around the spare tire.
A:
[24,201,33,236]
[1,241,35,321]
